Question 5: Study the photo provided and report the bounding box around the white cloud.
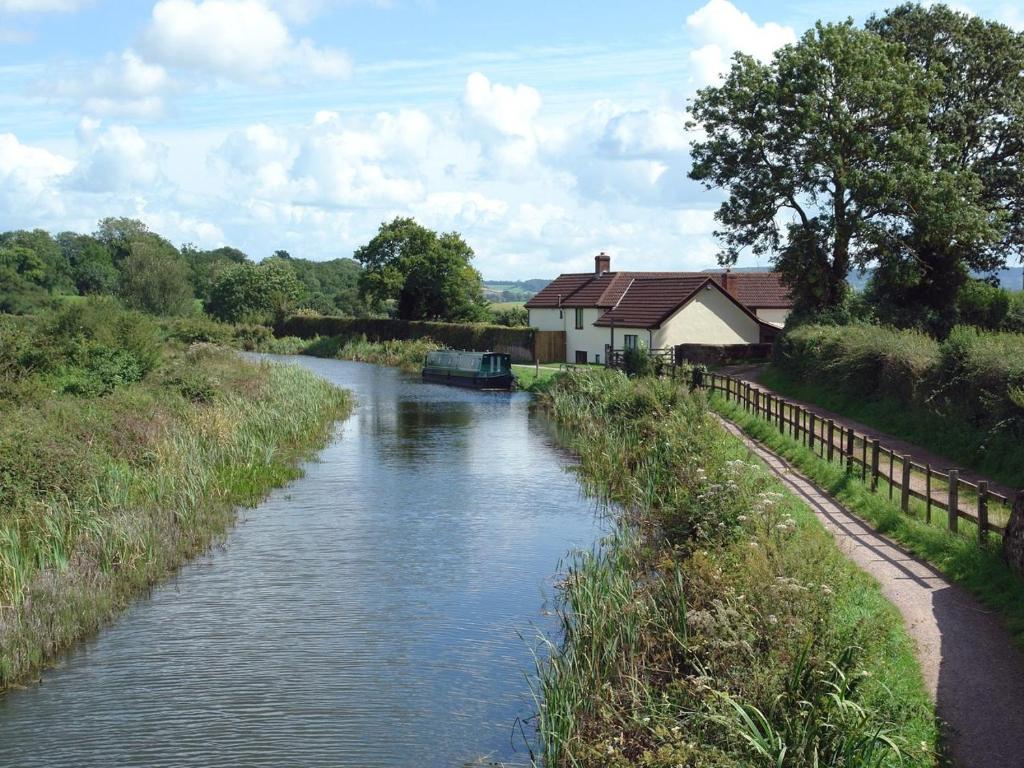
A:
[140,0,351,82]
[47,50,171,118]
[685,0,796,85]
[71,124,165,192]
[0,133,74,217]
[0,0,90,11]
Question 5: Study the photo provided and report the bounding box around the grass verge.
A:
[534,369,937,767]
[710,393,1024,648]
[1,316,351,689]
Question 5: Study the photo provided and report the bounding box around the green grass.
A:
[0,311,352,689]
[488,301,526,311]
[710,393,1024,647]
[757,365,1024,489]
[534,369,938,767]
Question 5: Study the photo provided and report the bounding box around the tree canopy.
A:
[863,4,1024,333]
[689,21,964,314]
[205,260,304,324]
[354,217,489,322]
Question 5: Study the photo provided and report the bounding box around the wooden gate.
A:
[533,331,566,363]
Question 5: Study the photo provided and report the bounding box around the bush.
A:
[775,322,1024,438]
[957,279,1010,330]
[622,344,654,377]
[162,316,235,345]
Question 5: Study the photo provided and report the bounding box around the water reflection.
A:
[0,357,599,768]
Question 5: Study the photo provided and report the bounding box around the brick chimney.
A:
[595,251,611,275]
[722,268,736,297]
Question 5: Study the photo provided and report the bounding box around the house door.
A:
[575,350,588,364]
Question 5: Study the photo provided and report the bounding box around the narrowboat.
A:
[422,350,515,390]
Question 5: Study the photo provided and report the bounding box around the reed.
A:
[0,311,351,689]
[534,369,937,767]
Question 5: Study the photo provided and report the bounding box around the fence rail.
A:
[693,369,1021,544]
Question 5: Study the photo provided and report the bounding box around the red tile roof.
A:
[526,269,793,315]
[708,271,791,308]
[524,273,594,308]
[593,277,711,327]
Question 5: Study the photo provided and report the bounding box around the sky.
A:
[1,0,1021,279]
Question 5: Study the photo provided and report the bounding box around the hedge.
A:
[776,323,1024,432]
[278,315,536,362]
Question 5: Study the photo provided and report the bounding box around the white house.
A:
[525,253,793,364]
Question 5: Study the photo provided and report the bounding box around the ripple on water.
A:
[0,357,600,768]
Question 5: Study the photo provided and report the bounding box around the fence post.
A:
[724,376,731,402]
[888,451,895,500]
[826,420,835,463]
[900,456,911,513]
[861,438,868,482]
[948,470,959,533]
[808,413,816,452]
[778,400,785,433]
[978,481,989,544]
[925,464,932,524]
[870,440,881,492]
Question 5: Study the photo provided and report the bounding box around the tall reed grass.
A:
[0,333,351,688]
[534,369,937,767]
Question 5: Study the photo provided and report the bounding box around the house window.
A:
[574,308,584,330]
[623,334,638,350]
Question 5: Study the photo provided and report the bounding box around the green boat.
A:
[422,350,515,390]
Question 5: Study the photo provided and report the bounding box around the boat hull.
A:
[422,371,515,390]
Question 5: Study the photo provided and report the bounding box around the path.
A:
[720,364,1017,500]
[717,416,1024,768]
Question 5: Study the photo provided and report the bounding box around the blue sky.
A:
[1,0,1021,279]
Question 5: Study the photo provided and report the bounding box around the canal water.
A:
[0,357,601,767]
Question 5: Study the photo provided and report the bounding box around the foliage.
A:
[621,343,654,377]
[180,244,248,303]
[117,239,195,316]
[689,22,950,314]
[489,303,528,327]
[272,251,367,317]
[304,334,436,372]
[956,279,1011,330]
[354,217,489,322]
[205,260,304,324]
[280,313,535,362]
[0,229,73,293]
[535,371,936,766]
[0,310,351,688]
[773,323,1024,485]
[863,5,1024,334]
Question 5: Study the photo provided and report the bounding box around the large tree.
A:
[689,21,990,315]
[118,240,194,316]
[205,260,304,324]
[865,4,1024,333]
[354,217,488,322]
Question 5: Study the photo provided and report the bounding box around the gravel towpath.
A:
[718,416,1024,768]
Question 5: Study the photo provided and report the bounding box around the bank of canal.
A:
[0,357,602,767]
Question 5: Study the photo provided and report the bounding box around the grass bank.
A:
[535,369,937,767]
[710,394,1024,647]
[0,302,351,689]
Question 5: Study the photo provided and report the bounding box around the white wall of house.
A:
[527,307,566,331]
[755,307,790,325]
[566,308,615,363]
[654,288,761,346]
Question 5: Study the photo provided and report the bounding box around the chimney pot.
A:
[595,251,611,275]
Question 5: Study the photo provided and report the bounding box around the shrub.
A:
[622,344,654,377]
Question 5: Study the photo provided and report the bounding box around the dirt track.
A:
[718,417,1024,768]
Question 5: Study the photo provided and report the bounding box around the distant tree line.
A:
[0,215,526,327]
[689,3,1024,337]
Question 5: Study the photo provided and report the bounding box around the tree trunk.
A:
[1004,491,1024,577]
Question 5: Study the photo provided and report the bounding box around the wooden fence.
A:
[534,331,566,364]
[694,369,1021,544]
